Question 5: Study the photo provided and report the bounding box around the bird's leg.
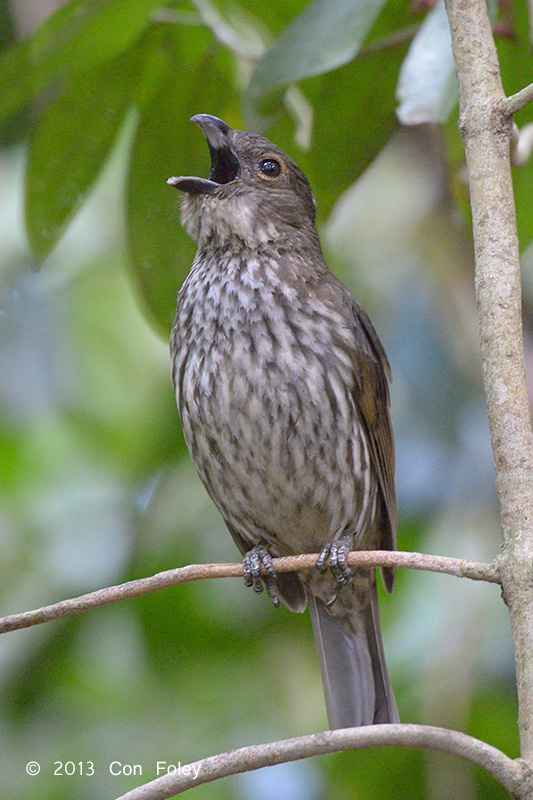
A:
[316,534,354,587]
[243,544,280,608]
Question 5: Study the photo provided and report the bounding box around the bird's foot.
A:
[243,545,280,608]
[316,534,354,587]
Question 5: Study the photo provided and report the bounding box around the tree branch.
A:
[0,550,500,634]
[444,0,533,763]
[112,725,525,800]
[359,24,418,57]
[505,82,533,117]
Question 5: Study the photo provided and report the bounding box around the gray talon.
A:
[316,544,331,572]
[243,545,278,605]
[316,535,355,587]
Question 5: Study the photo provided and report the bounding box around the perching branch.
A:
[444,0,533,764]
[112,725,526,800]
[0,550,500,634]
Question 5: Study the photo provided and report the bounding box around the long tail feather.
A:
[308,584,398,728]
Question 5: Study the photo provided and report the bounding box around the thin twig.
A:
[359,25,418,57]
[112,724,525,800]
[505,82,533,117]
[0,551,500,635]
[151,9,204,26]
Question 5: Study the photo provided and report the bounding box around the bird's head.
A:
[168,114,316,248]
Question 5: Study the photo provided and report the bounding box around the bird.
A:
[168,114,399,728]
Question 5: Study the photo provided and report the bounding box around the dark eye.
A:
[259,158,282,178]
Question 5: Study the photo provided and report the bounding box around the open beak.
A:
[167,114,241,195]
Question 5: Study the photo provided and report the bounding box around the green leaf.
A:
[126,44,234,335]
[0,0,161,126]
[306,0,419,214]
[25,48,142,258]
[29,0,162,73]
[246,0,387,120]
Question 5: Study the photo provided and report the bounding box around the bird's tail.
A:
[308,583,398,728]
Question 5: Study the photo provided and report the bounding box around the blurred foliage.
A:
[0,0,530,798]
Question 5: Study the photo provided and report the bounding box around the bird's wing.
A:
[351,301,397,593]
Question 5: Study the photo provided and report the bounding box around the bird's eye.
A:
[259,158,282,179]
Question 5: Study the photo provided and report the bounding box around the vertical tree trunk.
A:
[444,0,533,762]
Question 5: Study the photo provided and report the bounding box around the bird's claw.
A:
[243,545,279,608]
[316,535,354,587]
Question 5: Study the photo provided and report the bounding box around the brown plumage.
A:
[169,114,399,727]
